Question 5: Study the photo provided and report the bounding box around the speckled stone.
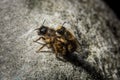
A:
[0,0,120,80]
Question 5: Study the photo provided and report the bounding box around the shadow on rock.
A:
[63,52,108,80]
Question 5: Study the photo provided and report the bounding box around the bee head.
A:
[56,26,66,35]
[35,20,48,35]
[38,26,48,35]
[56,22,67,35]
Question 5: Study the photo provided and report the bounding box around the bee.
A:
[56,22,80,54]
[34,20,80,60]
[34,20,68,58]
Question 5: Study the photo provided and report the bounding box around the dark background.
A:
[103,0,120,19]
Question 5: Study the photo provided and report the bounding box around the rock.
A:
[0,0,120,80]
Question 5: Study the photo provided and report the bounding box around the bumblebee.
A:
[34,21,79,59]
[34,20,68,58]
[56,22,80,54]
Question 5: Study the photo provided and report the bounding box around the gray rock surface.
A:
[0,0,120,80]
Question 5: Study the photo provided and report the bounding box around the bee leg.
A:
[38,51,53,53]
[56,56,67,62]
[36,43,48,53]
[34,41,44,45]
[55,53,63,61]
[46,44,51,49]
[33,37,45,42]
[52,45,59,58]
[52,44,66,62]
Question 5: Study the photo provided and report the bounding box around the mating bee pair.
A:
[34,20,79,59]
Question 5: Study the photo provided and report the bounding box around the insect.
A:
[56,22,80,54]
[34,20,79,60]
[34,20,68,58]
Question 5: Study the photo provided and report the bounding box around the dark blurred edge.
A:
[103,0,120,20]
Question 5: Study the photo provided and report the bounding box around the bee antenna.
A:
[34,28,39,31]
[34,19,46,31]
[42,19,46,26]
[62,22,67,27]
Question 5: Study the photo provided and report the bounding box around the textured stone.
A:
[0,0,120,80]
